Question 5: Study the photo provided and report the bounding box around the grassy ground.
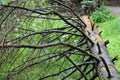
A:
[97,16,120,74]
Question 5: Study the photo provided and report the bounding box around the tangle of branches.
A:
[0,0,119,80]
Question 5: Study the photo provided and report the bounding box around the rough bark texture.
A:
[82,16,119,80]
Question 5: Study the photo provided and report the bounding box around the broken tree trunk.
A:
[58,0,120,79]
[81,16,119,80]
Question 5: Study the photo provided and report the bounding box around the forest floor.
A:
[107,6,120,16]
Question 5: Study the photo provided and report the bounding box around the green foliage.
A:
[81,0,95,7]
[91,7,115,23]
[0,0,10,4]
[1,0,120,79]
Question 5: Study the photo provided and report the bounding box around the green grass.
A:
[97,16,120,73]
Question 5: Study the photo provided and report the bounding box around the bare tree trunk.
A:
[82,16,119,80]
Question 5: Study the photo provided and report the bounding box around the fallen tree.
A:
[82,15,119,80]
[0,0,119,80]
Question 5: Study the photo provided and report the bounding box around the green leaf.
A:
[0,0,10,5]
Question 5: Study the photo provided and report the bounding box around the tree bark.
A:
[82,16,119,80]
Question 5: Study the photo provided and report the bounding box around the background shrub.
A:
[91,6,115,23]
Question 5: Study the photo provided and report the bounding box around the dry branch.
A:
[0,0,119,80]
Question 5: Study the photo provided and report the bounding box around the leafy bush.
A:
[81,0,95,7]
[91,7,115,23]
